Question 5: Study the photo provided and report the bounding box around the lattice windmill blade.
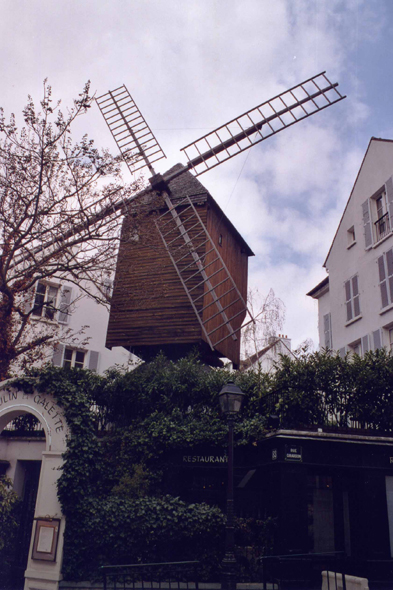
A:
[155,195,254,351]
[96,85,166,175]
[180,71,346,177]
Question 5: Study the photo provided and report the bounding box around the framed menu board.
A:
[32,518,60,562]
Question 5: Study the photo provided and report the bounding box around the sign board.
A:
[32,518,60,562]
[285,444,302,462]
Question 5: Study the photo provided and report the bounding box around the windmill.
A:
[96,72,345,367]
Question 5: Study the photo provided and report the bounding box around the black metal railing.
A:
[259,552,347,590]
[101,561,199,590]
[375,212,390,241]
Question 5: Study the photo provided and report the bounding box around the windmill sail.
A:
[96,85,166,175]
[180,71,345,176]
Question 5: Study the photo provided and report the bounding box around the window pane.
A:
[32,292,45,316]
[36,283,46,295]
[44,286,58,320]
[63,348,73,369]
[75,351,85,369]
[64,349,73,361]
[353,295,360,317]
[345,280,351,301]
[346,301,353,322]
[352,276,359,296]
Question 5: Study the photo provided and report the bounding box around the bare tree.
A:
[0,81,144,380]
[241,287,286,366]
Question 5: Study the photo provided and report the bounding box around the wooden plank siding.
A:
[106,204,205,348]
[203,201,249,365]
[105,165,253,366]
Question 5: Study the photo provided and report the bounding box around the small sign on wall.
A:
[32,518,60,562]
[285,445,303,462]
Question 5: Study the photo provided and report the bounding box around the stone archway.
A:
[0,382,69,590]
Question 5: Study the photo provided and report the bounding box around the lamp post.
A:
[218,380,245,590]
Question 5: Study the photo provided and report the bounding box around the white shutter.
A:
[373,329,382,350]
[386,176,393,230]
[339,347,346,359]
[88,350,100,372]
[361,335,369,354]
[58,287,72,324]
[362,199,373,249]
[378,255,389,308]
[352,275,360,317]
[323,313,332,349]
[386,249,393,304]
[52,344,64,367]
[345,280,352,321]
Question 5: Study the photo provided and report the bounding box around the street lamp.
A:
[218,380,245,590]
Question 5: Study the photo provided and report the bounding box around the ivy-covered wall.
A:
[11,355,270,581]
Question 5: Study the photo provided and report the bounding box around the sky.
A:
[1,0,393,351]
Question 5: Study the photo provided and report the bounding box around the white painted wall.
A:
[311,139,393,354]
[27,278,139,374]
[59,281,138,373]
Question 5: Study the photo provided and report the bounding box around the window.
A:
[347,226,356,247]
[344,275,360,322]
[53,346,99,371]
[362,179,393,249]
[374,191,390,242]
[389,329,393,353]
[63,348,85,369]
[378,248,393,309]
[348,339,361,357]
[32,282,59,320]
[307,475,335,553]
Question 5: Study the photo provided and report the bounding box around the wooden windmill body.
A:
[96,73,345,367]
[106,164,254,367]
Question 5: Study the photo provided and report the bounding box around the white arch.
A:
[0,385,68,590]
[0,387,68,452]
[0,404,52,450]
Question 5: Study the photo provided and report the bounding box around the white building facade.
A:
[240,334,294,372]
[308,138,393,356]
[26,277,135,374]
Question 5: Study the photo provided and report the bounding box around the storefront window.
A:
[307,475,335,553]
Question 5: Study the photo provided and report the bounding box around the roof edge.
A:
[306,276,329,298]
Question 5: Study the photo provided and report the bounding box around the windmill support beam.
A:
[161,192,238,348]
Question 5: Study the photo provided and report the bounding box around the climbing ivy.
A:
[0,476,21,585]
[13,356,270,581]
